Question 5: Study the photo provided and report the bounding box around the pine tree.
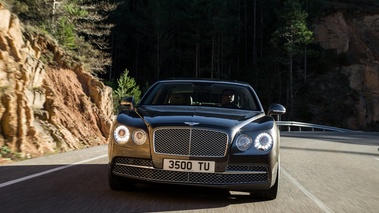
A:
[113,69,141,109]
[73,0,117,74]
[270,0,313,118]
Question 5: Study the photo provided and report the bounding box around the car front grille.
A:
[113,158,269,184]
[153,128,228,157]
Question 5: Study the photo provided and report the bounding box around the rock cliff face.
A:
[0,8,113,163]
[312,12,379,130]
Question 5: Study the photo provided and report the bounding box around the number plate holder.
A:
[163,159,215,173]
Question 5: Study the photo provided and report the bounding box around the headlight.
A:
[254,133,273,151]
[236,134,253,151]
[113,125,130,144]
[132,129,147,145]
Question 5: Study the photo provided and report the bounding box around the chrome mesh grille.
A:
[154,128,228,157]
[112,158,269,184]
[226,165,268,172]
[114,158,153,167]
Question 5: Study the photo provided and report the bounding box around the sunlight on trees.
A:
[113,69,141,110]
[4,0,115,75]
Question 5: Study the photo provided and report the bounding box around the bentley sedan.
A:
[108,79,286,200]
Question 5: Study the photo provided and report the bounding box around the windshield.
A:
[139,81,262,111]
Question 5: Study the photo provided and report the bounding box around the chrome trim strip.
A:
[115,163,154,169]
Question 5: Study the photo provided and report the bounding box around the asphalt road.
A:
[1,132,378,213]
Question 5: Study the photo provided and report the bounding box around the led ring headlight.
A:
[113,125,130,144]
[254,132,273,151]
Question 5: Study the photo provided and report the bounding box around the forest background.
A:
[2,0,379,131]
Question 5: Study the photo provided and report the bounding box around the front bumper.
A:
[110,157,274,191]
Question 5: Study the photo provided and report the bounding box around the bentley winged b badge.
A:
[184,122,199,126]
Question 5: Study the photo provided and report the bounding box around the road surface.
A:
[1,132,378,213]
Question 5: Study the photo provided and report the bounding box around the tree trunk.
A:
[253,0,257,67]
[156,34,160,80]
[304,46,307,83]
[289,54,293,119]
[219,33,223,79]
[260,0,263,58]
[253,0,257,86]
[196,28,200,78]
[211,31,215,79]
[135,39,139,81]
[244,0,247,66]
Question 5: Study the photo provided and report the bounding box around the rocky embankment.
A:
[312,12,379,130]
[0,8,113,163]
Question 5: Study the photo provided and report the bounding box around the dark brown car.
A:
[108,79,286,200]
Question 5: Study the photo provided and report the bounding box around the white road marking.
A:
[375,158,379,161]
[0,154,107,189]
[281,167,334,213]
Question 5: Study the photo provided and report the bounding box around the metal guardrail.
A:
[276,121,356,132]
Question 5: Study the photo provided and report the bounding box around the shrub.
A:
[113,69,141,110]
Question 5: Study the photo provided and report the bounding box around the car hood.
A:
[135,105,265,130]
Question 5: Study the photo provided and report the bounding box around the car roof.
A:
[156,78,252,86]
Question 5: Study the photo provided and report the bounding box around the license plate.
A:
[163,159,215,173]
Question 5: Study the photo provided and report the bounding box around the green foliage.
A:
[5,0,115,74]
[7,0,50,25]
[53,17,77,50]
[104,80,117,90]
[50,3,89,50]
[113,69,142,109]
[0,146,11,158]
[271,0,313,57]
[64,3,88,17]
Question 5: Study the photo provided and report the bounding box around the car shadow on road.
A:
[107,183,270,212]
[0,164,271,213]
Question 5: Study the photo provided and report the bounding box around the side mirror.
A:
[119,97,135,111]
[267,103,286,116]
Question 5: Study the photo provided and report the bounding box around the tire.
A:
[108,169,137,191]
[250,169,279,200]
